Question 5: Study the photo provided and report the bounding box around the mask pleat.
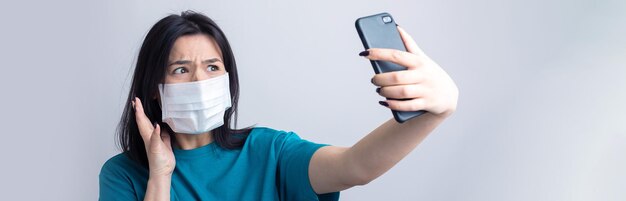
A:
[158,73,232,134]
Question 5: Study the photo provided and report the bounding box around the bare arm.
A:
[309,26,458,194]
[133,98,176,200]
[144,175,172,201]
[310,113,449,193]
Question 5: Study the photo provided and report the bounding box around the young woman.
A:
[99,10,458,201]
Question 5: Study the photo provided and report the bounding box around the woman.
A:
[99,10,458,201]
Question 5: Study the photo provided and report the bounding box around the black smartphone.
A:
[355,12,426,123]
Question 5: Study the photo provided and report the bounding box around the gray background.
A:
[0,0,624,200]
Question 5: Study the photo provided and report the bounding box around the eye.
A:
[173,67,188,74]
[207,65,219,72]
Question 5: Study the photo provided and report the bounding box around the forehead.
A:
[169,34,223,60]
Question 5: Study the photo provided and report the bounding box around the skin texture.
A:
[308,26,458,193]
[133,34,227,201]
[134,26,459,200]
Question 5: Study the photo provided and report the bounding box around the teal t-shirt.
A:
[99,127,340,201]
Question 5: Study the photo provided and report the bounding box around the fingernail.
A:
[379,101,389,107]
[376,88,381,93]
[371,78,375,84]
[396,23,400,27]
[359,50,369,56]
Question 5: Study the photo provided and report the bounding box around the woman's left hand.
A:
[310,27,459,193]
[362,26,459,118]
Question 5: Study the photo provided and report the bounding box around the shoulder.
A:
[249,126,294,139]
[99,152,142,178]
[99,153,148,199]
[247,126,328,155]
[247,126,303,148]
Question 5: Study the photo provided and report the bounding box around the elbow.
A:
[347,171,376,186]
[352,178,373,186]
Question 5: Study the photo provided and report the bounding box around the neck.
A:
[174,132,214,150]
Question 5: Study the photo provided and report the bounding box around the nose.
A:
[191,65,210,82]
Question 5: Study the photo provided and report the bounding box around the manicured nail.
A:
[359,50,369,56]
[371,78,375,84]
[378,101,389,107]
[376,88,381,93]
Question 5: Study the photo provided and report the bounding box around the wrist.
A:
[145,173,171,201]
[149,173,172,182]
[147,174,171,192]
[438,109,455,119]
[405,111,448,125]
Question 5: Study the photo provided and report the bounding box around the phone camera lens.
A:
[382,16,392,23]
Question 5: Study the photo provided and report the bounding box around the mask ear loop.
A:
[157,83,167,118]
[223,73,233,109]
[156,82,178,139]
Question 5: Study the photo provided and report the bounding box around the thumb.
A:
[397,26,425,56]
[161,129,173,151]
[149,123,163,151]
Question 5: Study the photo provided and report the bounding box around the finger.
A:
[134,97,154,142]
[380,98,427,112]
[378,84,425,99]
[149,123,163,151]
[364,48,423,70]
[397,26,425,56]
[372,70,423,86]
[161,129,172,150]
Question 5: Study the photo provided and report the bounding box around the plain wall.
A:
[0,0,624,200]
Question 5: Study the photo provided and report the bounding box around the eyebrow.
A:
[168,58,222,66]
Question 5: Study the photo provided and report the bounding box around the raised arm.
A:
[309,26,459,194]
[133,98,176,201]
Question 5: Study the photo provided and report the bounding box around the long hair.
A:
[116,10,253,168]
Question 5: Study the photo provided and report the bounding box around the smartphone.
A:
[355,12,426,123]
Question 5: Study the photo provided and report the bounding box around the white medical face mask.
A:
[158,73,231,134]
